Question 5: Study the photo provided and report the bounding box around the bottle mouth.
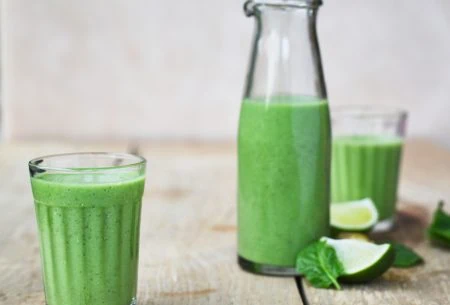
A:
[244,0,322,16]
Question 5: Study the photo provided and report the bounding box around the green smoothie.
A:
[31,172,145,305]
[238,96,331,267]
[332,135,403,220]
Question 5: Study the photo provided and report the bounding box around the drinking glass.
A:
[331,106,407,230]
[29,153,146,305]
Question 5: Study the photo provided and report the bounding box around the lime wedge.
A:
[321,237,394,283]
[331,198,379,232]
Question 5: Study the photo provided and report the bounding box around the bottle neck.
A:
[244,1,327,100]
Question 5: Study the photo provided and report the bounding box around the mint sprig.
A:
[428,201,450,248]
[392,243,424,268]
[296,241,344,290]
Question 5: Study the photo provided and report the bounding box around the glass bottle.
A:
[237,0,331,275]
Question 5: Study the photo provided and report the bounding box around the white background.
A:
[3,0,450,147]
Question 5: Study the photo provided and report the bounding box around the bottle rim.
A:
[244,0,322,16]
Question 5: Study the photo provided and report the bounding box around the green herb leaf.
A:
[296,241,344,290]
[428,201,450,248]
[392,243,424,268]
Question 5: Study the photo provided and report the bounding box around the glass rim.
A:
[331,105,408,119]
[29,152,146,174]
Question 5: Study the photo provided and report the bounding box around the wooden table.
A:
[0,139,449,305]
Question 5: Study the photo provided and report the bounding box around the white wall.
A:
[2,0,450,146]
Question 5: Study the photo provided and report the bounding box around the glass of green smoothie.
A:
[331,106,408,231]
[29,153,146,305]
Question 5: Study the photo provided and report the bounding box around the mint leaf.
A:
[392,243,424,268]
[428,201,450,248]
[296,241,344,290]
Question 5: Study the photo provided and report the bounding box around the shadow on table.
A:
[371,201,429,245]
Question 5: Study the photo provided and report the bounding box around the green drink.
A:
[29,153,146,305]
[332,136,403,220]
[331,106,407,230]
[238,0,329,275]
[238,97,331,272]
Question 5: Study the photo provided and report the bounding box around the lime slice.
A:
[321,237,394,283]
[331,198,379,232]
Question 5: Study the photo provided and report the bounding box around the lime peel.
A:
[321,237,395,283]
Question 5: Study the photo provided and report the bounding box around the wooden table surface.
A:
[0,139,449,305]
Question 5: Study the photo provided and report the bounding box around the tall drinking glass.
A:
[331,106,407,230]
[29,153,146,305]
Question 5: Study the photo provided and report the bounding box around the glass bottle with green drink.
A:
[238,0,331,275]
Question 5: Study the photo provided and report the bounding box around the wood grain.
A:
[136,144,301,304]
[1,139,449,305]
